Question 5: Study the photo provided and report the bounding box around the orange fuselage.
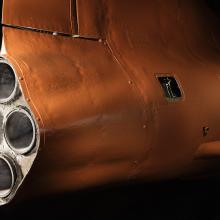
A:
[1,0,220,203]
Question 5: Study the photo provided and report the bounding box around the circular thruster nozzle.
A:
[0,156,16,198]
[0,61,18,103]
[4,109,36,155]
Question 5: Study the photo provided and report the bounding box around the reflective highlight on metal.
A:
[0,156,16,198]
[0,61,17,103]
[4,109,36,155]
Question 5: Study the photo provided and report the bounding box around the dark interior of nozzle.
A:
[0,158,12,195]
[0,63,16,101]
[5,111,34,151]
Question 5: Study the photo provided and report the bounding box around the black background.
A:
[1,179,220,219]
[1,0,220,219]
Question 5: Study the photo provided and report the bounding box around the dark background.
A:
[1,0,220,219]
[1,179,220,219]
[207,0,220,16]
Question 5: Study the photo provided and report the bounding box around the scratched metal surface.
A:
[1,0,220,202]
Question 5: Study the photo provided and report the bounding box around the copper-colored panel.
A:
[77,0,104,37]
[103,0,220,179]
[3,0,76,34]
[196,141,220,159]
[3,26,153,200]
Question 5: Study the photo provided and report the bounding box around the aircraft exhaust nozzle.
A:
[0,156,16,199]
[0,58,40,206]
[4,109,36,155]
[0,62,17,104]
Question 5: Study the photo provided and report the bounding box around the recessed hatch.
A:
[157,76,182,100]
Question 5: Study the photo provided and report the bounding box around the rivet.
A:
[36,117,41,122]
[143,125,147,129]
[128,80,133,85]
[98,39,103,43]
[53,32,58,36]
[18,76,23,80]
[26,98,31,102]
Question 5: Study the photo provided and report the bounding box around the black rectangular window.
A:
[158,76,182,100]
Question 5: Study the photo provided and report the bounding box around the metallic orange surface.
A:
[3,0,77,34]
[1,0,220,202]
